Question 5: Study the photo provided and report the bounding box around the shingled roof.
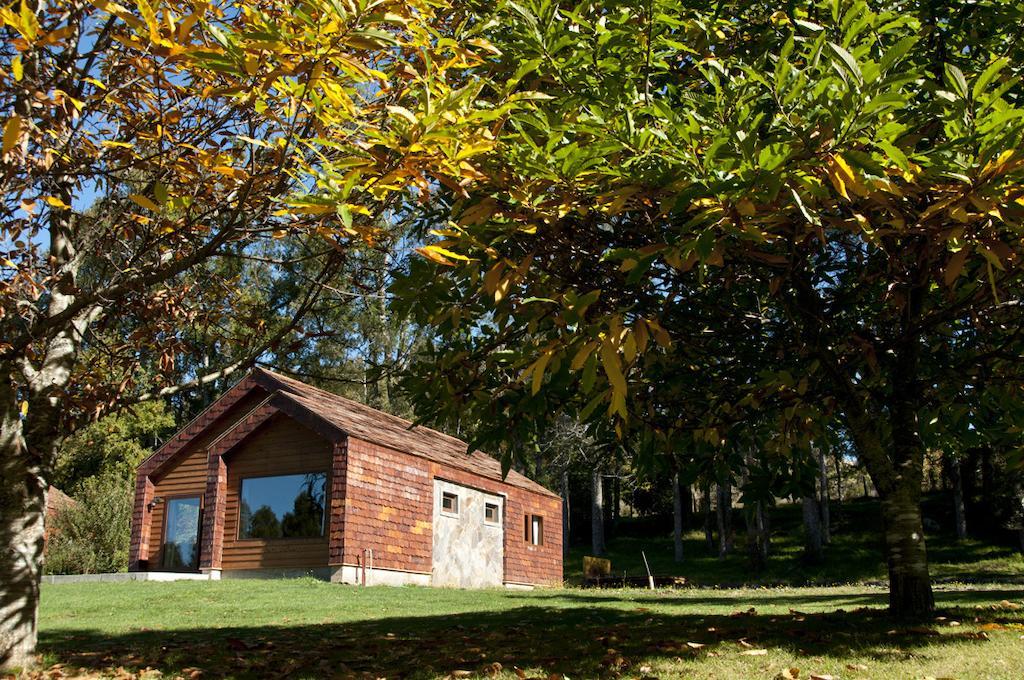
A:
[245,368,558,498]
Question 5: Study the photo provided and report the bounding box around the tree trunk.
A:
[802,494,823,563]
[672,472,684,563]
[716,481,733,558]
[949,456,967,541]
[590,467,605,556]
[881,489,935,617]
[701,483,714,552]
[817,446,831,544]
[561,468,571,558]
[746,500,769,569]
[0,385,45,671]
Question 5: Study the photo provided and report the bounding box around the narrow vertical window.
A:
[531,515,543,545]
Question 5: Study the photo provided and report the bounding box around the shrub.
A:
[44,474,133,575]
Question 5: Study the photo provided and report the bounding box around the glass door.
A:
[161,496,202,571]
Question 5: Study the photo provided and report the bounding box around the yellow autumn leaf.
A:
[386,105,418,125]
[422,244,469,262]
[494,276,512,303]
[417,245,455,266]
[128,193,160,211]
[571,341,597,371]
[43,195,70,209]
[483,261,505,295]
[829,153,867,198]
[20,400,28,417]
[599,339,627,401]
[3,115,21,154]
[11,55,22,81]
[530,350,554,395]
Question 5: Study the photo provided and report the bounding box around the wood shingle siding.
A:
[221,415,331,570]
[131,368,563,586]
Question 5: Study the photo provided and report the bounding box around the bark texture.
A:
[0,382,45,670]
[881,490,934,617]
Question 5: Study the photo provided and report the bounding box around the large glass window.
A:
[238,472,327,539]
[162,496,201,570]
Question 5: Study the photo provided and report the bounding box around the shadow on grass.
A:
[38,593,1024,679]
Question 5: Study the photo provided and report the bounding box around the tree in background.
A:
[52,402,173,491]
[397,0,1024,618]
[0,0,501,666]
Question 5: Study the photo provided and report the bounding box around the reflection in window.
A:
[238,472,326,539]
[162,496,201,570]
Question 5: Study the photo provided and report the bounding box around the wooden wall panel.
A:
[221,415,331,570]
[145,389,270,569]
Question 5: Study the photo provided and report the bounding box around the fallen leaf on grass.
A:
[847,663,869,671]
[740,649,768,656]
[776,667,800,679]
[809,675,835,680]
[686,642,705,649]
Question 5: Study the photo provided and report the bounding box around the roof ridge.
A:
[255,366,480,451]
[253,367,557,497]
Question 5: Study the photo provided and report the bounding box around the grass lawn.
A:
[29,580,1024,679]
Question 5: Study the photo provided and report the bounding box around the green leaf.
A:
[972,57,1009,100]
[944,63,968,99]
[827,41,862,84]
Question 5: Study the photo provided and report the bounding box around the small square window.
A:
[441,491,459,515]
[484,502,500,525]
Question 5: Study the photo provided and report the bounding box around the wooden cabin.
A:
[128,368,562,587]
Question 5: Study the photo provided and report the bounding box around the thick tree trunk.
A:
[802,494,823,563]
[817,446,831,545]
[672,472,684,563]
[561,468,571,558]
[881,489,935,617]
[715,481,733,558]
[949,456,967,541]
[0,385,46,671]
[590,467,605,556]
